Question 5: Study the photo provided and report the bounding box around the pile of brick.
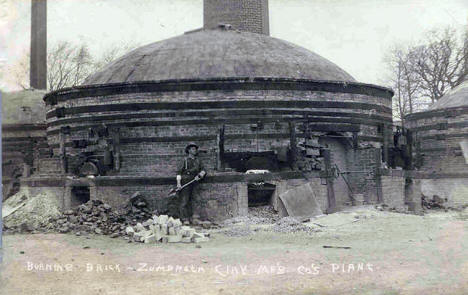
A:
[4,191,214,244]
[125,215,210,243]
[125,192,155,221]
[51,199,128,237]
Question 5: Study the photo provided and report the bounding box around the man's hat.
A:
[185,142,199,154]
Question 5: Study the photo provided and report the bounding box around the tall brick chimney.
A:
[203,0,269,35]
[30,0,47,90]
[464,18,468,77]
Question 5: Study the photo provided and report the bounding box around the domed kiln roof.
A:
[83,29,356,85]
[1,89,46,125]
[429,80,468,110]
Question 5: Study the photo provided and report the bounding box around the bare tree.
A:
[411,27,468,103]
[4,41,93,91]
[384,46,422,125]
[4,40,141,91]
[4,51,30,90]
[47,41,93,91]
[384,26,468,123]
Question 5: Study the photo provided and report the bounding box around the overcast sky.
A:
[1,0,467,91]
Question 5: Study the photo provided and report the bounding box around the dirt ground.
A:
[1,207,467,295]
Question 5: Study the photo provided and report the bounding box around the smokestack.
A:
[30,0,47,90]
[465,17,468,77]
[203,0,269,35]
[463,13,468,78]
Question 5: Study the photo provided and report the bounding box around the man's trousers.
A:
[178,183,195,220]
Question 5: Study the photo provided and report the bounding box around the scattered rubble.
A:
[2,191,62,232]
[220,206,320,236]
[220,206,276,237]
[374,204,415,215]
[223,205,278,226]
[248,205,279,222]
[221,216,320,236]
[270,217,319,234]
[421,195,448,210]
[220,225,254,237]
[223,215,270,226]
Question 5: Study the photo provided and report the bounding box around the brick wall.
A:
[381,171,406,209]
[43,87,391,178]
[407,109,468,174]
[37,158,61,175]
[90,181,248,221]
[119,153,216,177]
[204,0,269,35]
[347,147,380,204]
[2,126,48,198]
[405,178,422,212]
[46,89,390,108]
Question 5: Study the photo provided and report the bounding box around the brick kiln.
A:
[13,0,399,221]
[405,80,468,208]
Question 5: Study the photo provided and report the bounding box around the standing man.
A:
[176,143,206,223]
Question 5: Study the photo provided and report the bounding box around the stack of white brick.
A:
[126,215,209,244]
